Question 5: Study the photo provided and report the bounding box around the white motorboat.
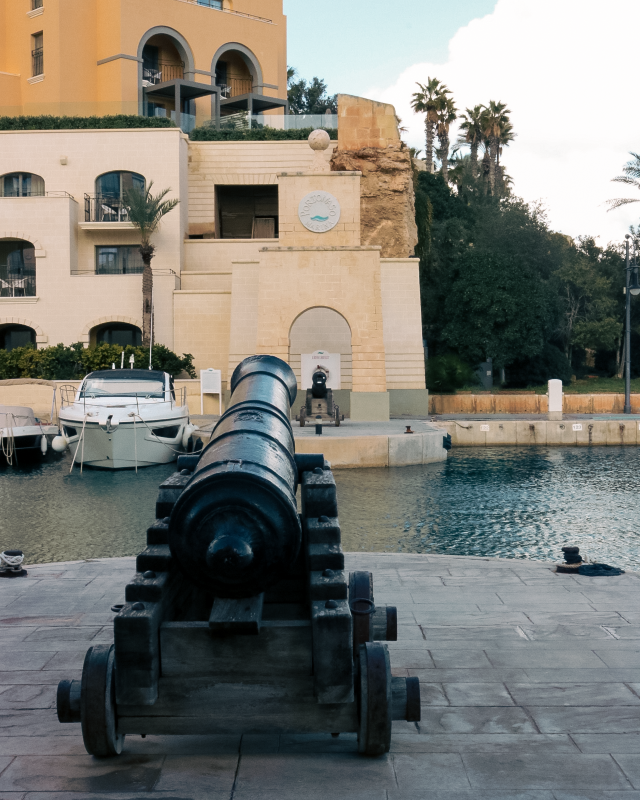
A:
[0,405,59,464]
[55,369,195,470]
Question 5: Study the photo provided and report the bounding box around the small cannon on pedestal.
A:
[57,356,419,757]
[297,368,343,427]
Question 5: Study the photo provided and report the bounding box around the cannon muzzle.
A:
[169,355,301,597]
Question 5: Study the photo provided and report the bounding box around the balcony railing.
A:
[32,47,43,77]
[218,78,253,99]
[84,195,130,223]
[143,62,184,86]
[173,0,272,23]
[0,190,73,199]
[0,276,36,298]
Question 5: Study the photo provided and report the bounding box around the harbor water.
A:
[1,447,639,570]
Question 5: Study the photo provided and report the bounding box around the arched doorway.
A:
[0,239,36,297]
[289,308,352,390]
[90,322,142,348]
[0,324,36,351]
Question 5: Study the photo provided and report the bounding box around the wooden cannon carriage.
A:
[57,356,420,757]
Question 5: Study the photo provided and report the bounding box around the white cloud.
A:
[366,0,640,245]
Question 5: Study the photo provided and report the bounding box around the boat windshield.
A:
[80,379,165,399]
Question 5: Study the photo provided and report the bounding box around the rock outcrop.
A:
[330,94,418,259]
[331,142,418,259]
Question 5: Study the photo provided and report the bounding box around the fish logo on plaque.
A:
[298,191,341,233]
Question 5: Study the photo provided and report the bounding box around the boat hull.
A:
[63,417,189,469]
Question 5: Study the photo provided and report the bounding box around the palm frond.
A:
[123,181,180,246]
[606,197,640,211]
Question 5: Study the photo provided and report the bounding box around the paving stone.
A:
[443,683,515,706]
[23,627,102,642]
[507,683,640,707]
[609,755,640,790]
[419,706,536,734]
[234,753,395,793]
[572,733,640,753]
[415,683,449,706]
[384,650,435,669]
[409,668,529,683]
[0,686,55,710]
[429,649,494,669]
[153,754,238,793]
[0,737,86,757]
[0,711,79,737]
[278,733,358,753]
[390,733,576,754]
[391,753,471,792]
[484,648,607,668]
[461,752,631,792]
[388,791,555,800]
[527,706,640,734]
[0,671,81,686]
[593,649,640,668]
[0,653,55,671]
[523,669,640,684]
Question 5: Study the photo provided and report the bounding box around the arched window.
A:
[0,173,45,197]
[95,171,144,200]
[0,240,36,297]
[0,324,36,351]
[91,323,142,348]
[289,308,353,390]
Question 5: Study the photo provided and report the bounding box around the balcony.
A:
[82,195,134,229]
[218,78,253,99]
[0,276,36,298]
[32,48,43,78]
[142,61,185,87]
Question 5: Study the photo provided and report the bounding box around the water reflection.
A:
[2,447,639,569]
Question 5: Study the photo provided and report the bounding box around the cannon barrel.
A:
[169,355,301,598]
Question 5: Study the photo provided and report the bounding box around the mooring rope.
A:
[69,415,88,474]
[0,413,16,466]
[0,550,24,573]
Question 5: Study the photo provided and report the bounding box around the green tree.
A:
[435,94,457,183]
[442,251,553,369]
[122,182,180,346]
[457,105,484,180]
[411,78,449,175]
[607,152,640,211]
[287,67,337,114]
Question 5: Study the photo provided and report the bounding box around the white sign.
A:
[301,351,341,390]
[298,191,341,233]
[572,423,583,432]
[200,368,222,415]
[480,424,490,432]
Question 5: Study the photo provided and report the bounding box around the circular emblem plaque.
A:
[298,191,341,233]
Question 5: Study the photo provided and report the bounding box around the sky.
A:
[285,0,640,246]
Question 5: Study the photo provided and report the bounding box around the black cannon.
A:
[298,368,343,427]
[56,355,420,757]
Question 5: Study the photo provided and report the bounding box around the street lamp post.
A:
[624,234,640,414]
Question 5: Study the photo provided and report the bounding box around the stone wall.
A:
[330,95,418,259]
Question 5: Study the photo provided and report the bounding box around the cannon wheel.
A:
[350,571,374,656]
[335,406,340,427]
[300,407,306,427]
[80,645,124,758]
[358,642,392,756]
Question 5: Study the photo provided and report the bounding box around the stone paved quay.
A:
[2,553,640,799]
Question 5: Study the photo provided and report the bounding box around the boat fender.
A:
[52,436,68,453]
[40,435,48,455]
[181,423,197,450]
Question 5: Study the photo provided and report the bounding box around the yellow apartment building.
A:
[0,1,427,419]
[0,0,288,128]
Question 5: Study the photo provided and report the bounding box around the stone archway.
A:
[136,26,196,113]
[81,316,143,346]
[289,307,352,390]
[0,317,47,349]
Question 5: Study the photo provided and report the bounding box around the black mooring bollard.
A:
[315,415,323,435]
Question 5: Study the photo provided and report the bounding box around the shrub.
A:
[0,115,174,131]
[506,343,572,387]
[189,126,337,141]
[0,343,196,380]
[426,354,478,393]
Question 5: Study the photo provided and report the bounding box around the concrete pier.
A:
[1,554,640,798]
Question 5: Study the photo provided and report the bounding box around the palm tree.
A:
[495,119,516,192]
[607,153,640,211]
[123,181,180,345]
[458,105,485,180]
[480,100,511,194]
[411,78,449,174]
[435,94,457,183]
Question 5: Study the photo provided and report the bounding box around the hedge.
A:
[189,126,337,141]
[0,115,175,131]
[0,343,196,380]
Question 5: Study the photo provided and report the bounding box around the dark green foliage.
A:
[287,69,337,114]
[426,354,478,393]
[0,343,196,380]
[0,115,174,131]
[442,251,553,368]
[189,126,337,141]
[505,343,573,388]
